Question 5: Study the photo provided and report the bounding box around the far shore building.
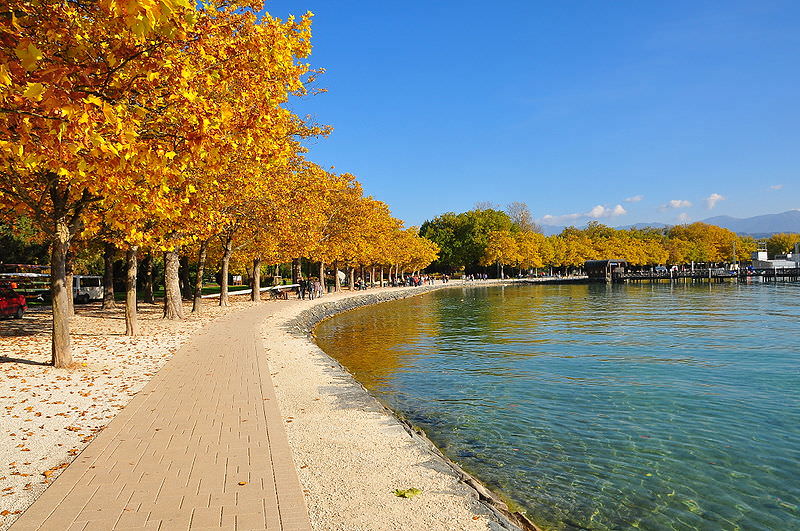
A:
[751,243,800,269]
[584,259,628,283]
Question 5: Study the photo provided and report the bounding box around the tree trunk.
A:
[142,251,155,304]
[291,258,301,284]
[251,258,262,301]
[334,260,340,292]
[380,267,384,287]
[349,267,355,290]
[102,242,116,309]
[163,250,184,319]
[370,266,375,288]
[65,255,74,317]
[318,261,325,293]
[50,225,73,368]
[179,255,191,300]
[219,237,232,307]
[192,240,208,313]
[125,246,138,336]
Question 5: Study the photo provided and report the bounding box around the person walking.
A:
[299,278,307,300]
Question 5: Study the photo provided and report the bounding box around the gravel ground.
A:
[0,298,248,529]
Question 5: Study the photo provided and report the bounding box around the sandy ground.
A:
[0,298,248,529]
[261,285,523,531]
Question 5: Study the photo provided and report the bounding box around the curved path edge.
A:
[270,282,541,531]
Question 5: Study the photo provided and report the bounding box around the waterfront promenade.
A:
[11,305,310,531]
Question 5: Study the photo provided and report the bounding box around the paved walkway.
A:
[12,305,310,531]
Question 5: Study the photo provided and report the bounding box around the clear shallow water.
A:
[314,283,800,530]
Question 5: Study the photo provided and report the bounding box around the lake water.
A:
[314,283,800,530]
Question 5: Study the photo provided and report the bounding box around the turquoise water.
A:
[314,283,800,530]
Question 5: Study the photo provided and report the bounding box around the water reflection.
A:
[314,283,800,530]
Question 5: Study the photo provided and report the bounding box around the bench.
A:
[269,288,290,300]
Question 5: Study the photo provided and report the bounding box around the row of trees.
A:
[481,222,759,276]
[0,1,438,367]
[420,206,781,275]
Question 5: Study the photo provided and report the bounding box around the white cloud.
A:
[541,204,627,225]
[677,212,691,223]
[624,194,644,203]
[586,205,628,218]
[541,212,583,225]
[769,184,783,191]
[705,193,725,209]
[660,199,692,210]
[586,205,608,218]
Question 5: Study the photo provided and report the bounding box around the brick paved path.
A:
[12,305,310,531]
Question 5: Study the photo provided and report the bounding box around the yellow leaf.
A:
[165,151,176,159]
[15,43,43,71]
[23,82,45,101]
[85,95,103,106]
[0,64,11,86]
[188,184,197,193]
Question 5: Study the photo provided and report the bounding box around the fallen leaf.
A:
[393,488,422,499]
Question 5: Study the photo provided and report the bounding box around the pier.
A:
[614,268,800,283]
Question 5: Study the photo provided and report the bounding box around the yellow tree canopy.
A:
[0,0,196,238]
[481,230,520,267]
[515,231,547,269]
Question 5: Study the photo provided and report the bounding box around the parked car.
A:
[0,286,27,318]
[73,275,103,304]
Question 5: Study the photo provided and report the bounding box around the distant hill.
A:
[702,210,800,235]
[615,222,670,231]
[541,225,565,236]
[539,211,800,237]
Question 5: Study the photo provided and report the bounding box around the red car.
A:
[0,287,27,318]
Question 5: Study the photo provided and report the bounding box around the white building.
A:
[752,243,800,269]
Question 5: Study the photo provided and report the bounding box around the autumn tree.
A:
[0,0,195,366]
[766,233,800,257]
[481,230,519,277]
[506,201,541,233]
[515,231,547,270]
[668,223,739,263]
[420,208,515,272]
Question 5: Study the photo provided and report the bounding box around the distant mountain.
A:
[541,225,565,236]
[615,222,670,231]
[539,211,800,236]
[702,210,800,235]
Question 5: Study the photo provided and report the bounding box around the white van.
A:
[73,275,103,303]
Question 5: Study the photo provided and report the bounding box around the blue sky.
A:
[265,0,800,227]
